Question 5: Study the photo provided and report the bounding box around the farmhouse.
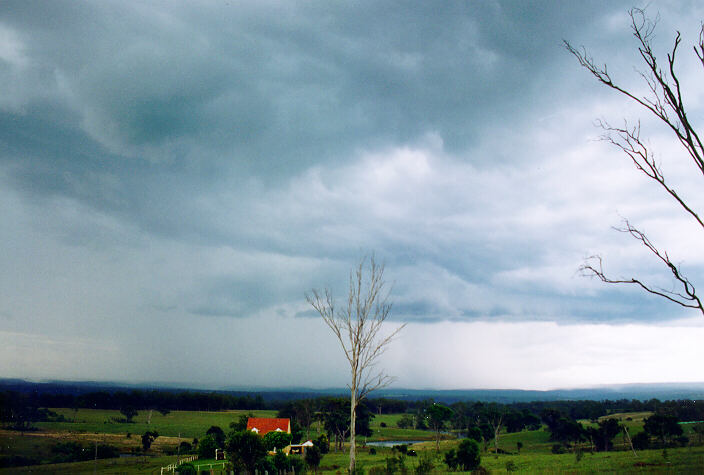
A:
[246,417,291,435]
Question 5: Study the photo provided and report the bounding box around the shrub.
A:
[575,447,583,463]
[444,449,458,470]
[255,456,275,474]
[631,431,650,450]
[50,442,119,463]
[397,414,415,429]
[385,454,406,473]
[414,452,434,474]
[263,431,292,451]
[273,450,290,474]
[289,455,305,474]
[141,430,159,451]
[314,433,330,454]
[466,426,483,443]
[225,431,267,474]
[0,455,40,468]
[177,463,196,475]
[675,435,689,447]
[456,439,481,471]
[393,444,408,454]
[305,445,323,470]
[197,434,218,459]
[551,443,566,454]
[369,447,377,455]
[206,426,226,448]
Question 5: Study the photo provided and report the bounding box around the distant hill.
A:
[3,378,704,403]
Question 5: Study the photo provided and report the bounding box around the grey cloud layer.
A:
[1,0,704,386]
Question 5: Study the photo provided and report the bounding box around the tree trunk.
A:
[349,388,356,474]
[494,425,500,455]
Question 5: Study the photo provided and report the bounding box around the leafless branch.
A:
[566,8,704,316]
[579,220,703,314]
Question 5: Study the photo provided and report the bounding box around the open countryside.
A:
[4,0,704,473]
[3,387,704,473]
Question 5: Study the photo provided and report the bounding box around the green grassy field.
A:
[4,408,704,473]
[35,408,277,439]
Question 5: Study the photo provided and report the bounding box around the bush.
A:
[414,452,434,474]
[444,449,458,470]
[50,442,120,463]
[313,433,330,454]
[273,450,290,474]
[197,434,218,459]
[289,455,305,474]
[263,431,293,451]
[141,430,159,451]
[456,439,481,471]
[177,463,196,475]
[205,426,226,448]
[369,447,377,455]
[632,431,650,450]
[393,444,408,454]
[0,455,40,468]
[551,444,566,454]
[385,454,406,473]
[305,445,323,470]
[255,456,275,474]
[97,444,120,459]
[225,431,267,474]
[397,414,415,429]
[675,435,690,447]
[466,426,483,443]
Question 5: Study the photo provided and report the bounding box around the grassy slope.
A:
[36,408,277,439]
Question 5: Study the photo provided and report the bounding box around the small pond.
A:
[365,440,427,447]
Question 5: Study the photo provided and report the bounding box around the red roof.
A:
[246,417,291,435]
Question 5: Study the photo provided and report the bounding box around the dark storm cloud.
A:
[2,0,704,387]
[1,0,620,171]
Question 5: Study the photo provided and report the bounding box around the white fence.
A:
[160,455,198,474]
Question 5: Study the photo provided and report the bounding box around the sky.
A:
[1,0,704,391]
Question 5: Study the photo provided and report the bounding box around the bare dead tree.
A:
[565,8,704,315]
[306,256,405,474]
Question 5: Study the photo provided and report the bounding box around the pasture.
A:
[3,408,704,473]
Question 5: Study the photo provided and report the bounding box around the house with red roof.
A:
[246,417,291,436]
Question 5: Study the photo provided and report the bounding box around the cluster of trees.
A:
[277,397,374,451]
[542,408,692,453]
[193,424,323,474]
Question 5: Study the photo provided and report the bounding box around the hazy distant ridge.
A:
[3,379,704,403]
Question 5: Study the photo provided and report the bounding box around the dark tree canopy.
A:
[456,439,481,471]
[643,413,683,446]
[205,425,226,448]
[141,430,159,451]
[225,430,267,474]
